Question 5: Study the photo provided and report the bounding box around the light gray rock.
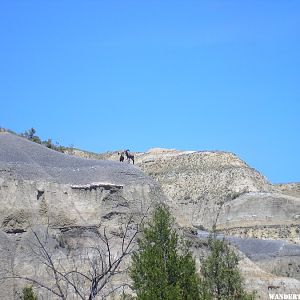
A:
[135,148,274,228]
[275,182,300,199]
[0,133,166,299]
[217,192,300,229]
[0,132,152,186]
[1,134,300,298]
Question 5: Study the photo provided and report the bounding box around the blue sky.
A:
[0,1,299,183]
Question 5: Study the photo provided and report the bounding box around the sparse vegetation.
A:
[21,128,67,152]
[0,126,68,153]
[10,127,66,152]
[21,128,41,144]
[2,219,139,300]
[1,126,68,152]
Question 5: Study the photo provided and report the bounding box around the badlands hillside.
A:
[0,132,300,299]
[0,133,166,299]
[94,148,300,242]
[78,148,300,294]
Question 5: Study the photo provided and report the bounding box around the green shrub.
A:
[130,204,201,300]
[201,233,255,299]
[22,286,38,300]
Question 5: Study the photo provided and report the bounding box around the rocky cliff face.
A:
[110,148,298,244]
[1,135,300,298]
[275,182,300,199]
[95,147,300,297]
[135,148,274,229]
[0,133,165,299]
[95,148,277,229]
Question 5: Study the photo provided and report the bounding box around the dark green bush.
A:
[22,286,38,300]
[130,204,201,300]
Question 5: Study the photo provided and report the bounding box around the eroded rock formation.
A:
[1,134,300,299]
[0,133,165,299]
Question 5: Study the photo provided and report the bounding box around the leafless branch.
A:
[1,212,147,299]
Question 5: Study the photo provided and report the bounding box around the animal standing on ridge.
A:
[125,149,134,164]
[118,152,124,162]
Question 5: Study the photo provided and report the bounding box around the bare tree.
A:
[1,216,140,299]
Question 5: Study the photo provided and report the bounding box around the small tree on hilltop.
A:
[22,128,41,144]
[130,204,201,300]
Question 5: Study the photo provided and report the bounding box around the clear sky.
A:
[0,1,299,183]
